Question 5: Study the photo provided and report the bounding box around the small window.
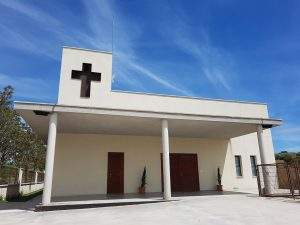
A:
[235,155,243,177]
[250,156,257,177]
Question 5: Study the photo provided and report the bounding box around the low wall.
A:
[0,185,8,199]
[0,183,43,200]
[20,182,44,195]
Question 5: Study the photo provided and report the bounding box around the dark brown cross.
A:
[71,63,101,98]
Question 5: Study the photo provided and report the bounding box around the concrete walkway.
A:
[0,194,299,225]
[0,195,41,211]
[43,191,241,211]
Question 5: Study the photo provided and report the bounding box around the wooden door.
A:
[161,153,200,192]
[170,154,182,192]
[179,154,200,192]
[107,152,124,194]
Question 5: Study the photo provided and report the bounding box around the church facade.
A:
[15,47,282,205]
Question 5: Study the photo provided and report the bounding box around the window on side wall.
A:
[235,155,243,177]
[250,155,257,177]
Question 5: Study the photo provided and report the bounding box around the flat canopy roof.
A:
[15,101,282,142]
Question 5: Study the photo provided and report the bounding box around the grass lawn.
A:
[0,199,7,203]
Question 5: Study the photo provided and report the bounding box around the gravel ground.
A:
[0,194,299,225]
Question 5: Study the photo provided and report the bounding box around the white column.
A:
[162,119,171,200]
[257,125,268,164]
[34,171,38,184]
[257,125,271,195]
[18,168,23,185]
[42,113,58,205]
[17,168,23,193]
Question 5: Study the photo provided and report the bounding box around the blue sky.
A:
[0,0,299,152]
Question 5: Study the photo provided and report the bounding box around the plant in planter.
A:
[216,167,223,192]
[138,166,147,194]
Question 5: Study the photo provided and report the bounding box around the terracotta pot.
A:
[216,184,223,192]
[138,186,146,194]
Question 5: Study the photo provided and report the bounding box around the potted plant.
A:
[216,167,223,192]
[138,166,147,194]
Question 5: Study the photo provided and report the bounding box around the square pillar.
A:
[18,168,23,193]
[42,113,58,205]
[162,119,171,200]
[18,168,23,185]
[34,171,38,184]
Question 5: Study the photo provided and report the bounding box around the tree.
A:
[0,85,14,108]
[0,86,19,167]
[275,151,300,164]
[0,86,46,171]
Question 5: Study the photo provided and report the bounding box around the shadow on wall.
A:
[217,140,230,191]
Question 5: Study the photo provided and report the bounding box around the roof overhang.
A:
[14,101,282,142]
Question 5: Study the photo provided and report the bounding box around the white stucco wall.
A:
[51,130,274,198]
[222,129,275,192]
[57,47,269,119]
[58,48,112,103]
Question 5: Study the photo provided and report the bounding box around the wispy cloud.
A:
[274,125,300,142]
[0,0,194,96]
[79,0,114,51]
[173,33,233,91]
[0,23,59,60]
[0,1,60,60]
[156,5,234,91]
[0,0,61,27]
[0,0,86,60]
[80,0,194,96]
[0,24,36,51]
[0,73,55,101]
[273,124,300,152]
[126,60,193,96]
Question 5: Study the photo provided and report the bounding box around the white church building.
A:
[15,47,282,206]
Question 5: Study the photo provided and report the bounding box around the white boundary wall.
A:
[0,183,44,199]
[0,185,7,199]
[20,183,44,195]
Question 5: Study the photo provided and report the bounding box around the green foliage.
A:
[217,167,222,185]
[0,195,5,202]
[0,86,46,171]
[0,165,18,185]
[0,85,14,108]
[275,151,300,164]
[140,166,147,188]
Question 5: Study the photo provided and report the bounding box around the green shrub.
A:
[0,195,5,202]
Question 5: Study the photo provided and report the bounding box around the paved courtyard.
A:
[0,193,299,225]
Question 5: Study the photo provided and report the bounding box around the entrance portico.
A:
[15,101,281,206]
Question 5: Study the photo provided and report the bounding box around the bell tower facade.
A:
[58,47,112,106]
